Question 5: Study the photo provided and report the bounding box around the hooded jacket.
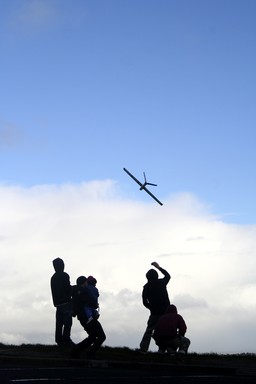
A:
[152,304,187,343]
[142,267,170,315]
[50,258,72,306]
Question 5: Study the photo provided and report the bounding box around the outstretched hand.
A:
[151,261,160,269]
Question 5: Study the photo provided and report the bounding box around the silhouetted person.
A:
[50,258,73,346]
[152,304,190,355]
[139,261,170,353]
[84,275,100,321]
[71,276,106,359]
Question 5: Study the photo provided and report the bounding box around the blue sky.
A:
[1,0,256,353]
[1,0,256,223]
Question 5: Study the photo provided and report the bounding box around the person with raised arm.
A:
[138,261,171,354]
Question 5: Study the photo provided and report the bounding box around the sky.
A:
[0,0,256,354]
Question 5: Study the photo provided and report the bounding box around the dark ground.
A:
[0,344,256,383]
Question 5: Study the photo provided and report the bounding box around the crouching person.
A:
[152,304,190,356]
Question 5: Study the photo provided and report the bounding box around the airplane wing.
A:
[123,168,143,187]
[123,167,163,206]
[144,187,163,206]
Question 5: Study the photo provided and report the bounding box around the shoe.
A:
[57,338,75,347]
[138,349,147,355]
[176,350,186,364]
[166,347,177,355]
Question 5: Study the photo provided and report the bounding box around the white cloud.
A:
[0,181,256,353]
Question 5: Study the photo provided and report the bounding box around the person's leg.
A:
[154,337,176,355]
[55,307,64,345]
[177,336,190,353]
[166,336,190,354]
[164,339,178,354]
[71,319,106,359]
[86,320,106,358]
[70,318,94,358]
[139,314,159,352]
[62,303,73,344]
[70,337,91,358]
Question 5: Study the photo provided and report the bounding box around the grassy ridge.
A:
[0,342,255,367]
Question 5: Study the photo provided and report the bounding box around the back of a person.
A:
[153,304,190,355]
[51,272,69,305]
[154,311,180,339]
[72,285,84,320]
[87,277,98,294]
[72,283,98,321]
[87,283,99,301]
[144,279,170,315]
[51,258,71,307]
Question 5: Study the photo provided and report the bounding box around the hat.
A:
[76,276,87,286]
[87,275,97,284]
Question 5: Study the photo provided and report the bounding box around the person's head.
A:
[52,258,64,272]
[146,269,158,282]
[165,304,177,314]
[76,276,88,287]
[87,275,97,286]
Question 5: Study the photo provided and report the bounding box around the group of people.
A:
[139,261,190,356]
[50,258,105,359]
[50,258,190,359]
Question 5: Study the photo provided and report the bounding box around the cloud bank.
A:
[0,180,256,353]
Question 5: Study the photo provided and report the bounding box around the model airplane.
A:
[123,167,163,206]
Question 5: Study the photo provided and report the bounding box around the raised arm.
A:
[151,262,170,283]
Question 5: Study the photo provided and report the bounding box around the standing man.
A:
[50,258,74,346]
[139,261,171,353]
[71,276,106,359]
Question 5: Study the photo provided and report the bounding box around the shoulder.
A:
[159,277,169,285]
